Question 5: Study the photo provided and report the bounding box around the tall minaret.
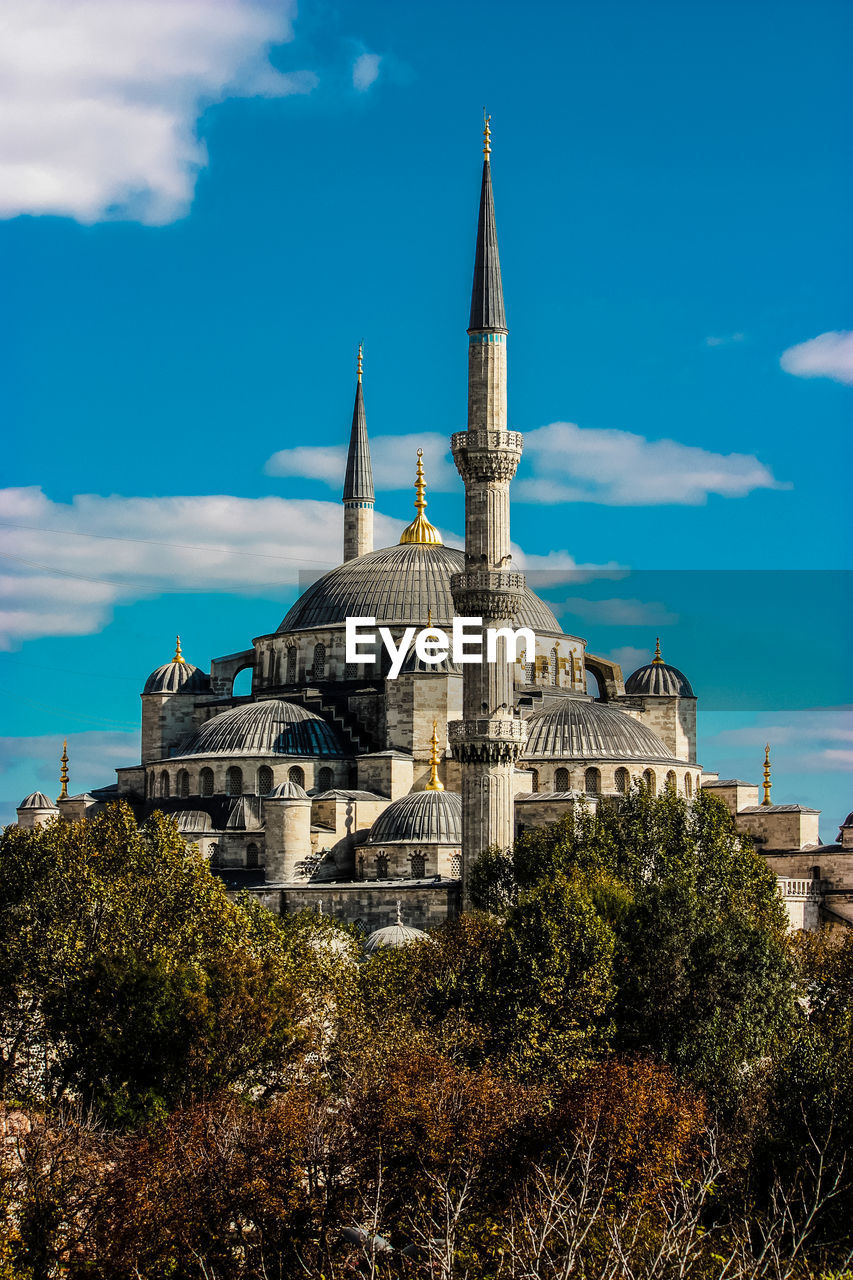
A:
[342,343,374,562]
[449,116,526,892]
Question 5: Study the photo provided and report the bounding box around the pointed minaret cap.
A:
[762,744,772,806]
[424,721,445,792]
[399,450,443,545]
[469,112,506,333]
[343,344,374,503]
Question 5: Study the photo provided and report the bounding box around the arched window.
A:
[642,769,656,796]
[555,767,569,792]
[257,765,273,795]
[450,853,462,878]
[344,662,359,679]
[311,642,325,680]
[375,851,388,879]
[200,767,214,797]
[684,773,693,799]
[147,771,155,798]
[176,769,190,798]
[286,646,297,683]
[525,660,536,684]
[584,767,601,795]
[318,766,333,792]
[530,768,540,793]
[226,766,243,797]
[665,770,677,794]
[288,765,305,788]
[550,647,559,686]
[246,842,259,869]
[159,769,170,798]
[615,767,630,795]
[209,842,219,866]
[410,852,426,879]
[567,653,575,684]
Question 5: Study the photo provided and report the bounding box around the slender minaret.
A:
[342,343,374,561]
[58,739,69,802]
[449,116,526,893]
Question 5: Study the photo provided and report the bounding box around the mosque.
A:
[14,123,853,935]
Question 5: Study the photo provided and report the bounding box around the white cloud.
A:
[352,51,381,91]
[703,707,853,776]
[705,333,745,347]
[780,331,853,386]
[517,422,788,506]
[266,432,458,492]
[606,645,650,673]
[0,731,138,781]
[0,0,315,225]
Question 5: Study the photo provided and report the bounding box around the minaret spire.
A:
[762,744,772,806]
[58,739,69,802]
[450,118,526,896]
[342,342,374,561]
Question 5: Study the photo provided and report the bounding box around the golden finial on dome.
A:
[762,744,772,806]
[652,637,663,664]
[399,449,443,546]
[425,720,445,792]
[58,739,69,801]
[483,108,491,159]
[173,635,186,665]
[357,341,363,383]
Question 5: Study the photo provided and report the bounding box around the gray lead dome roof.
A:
[625,662,694,698]
[18,791,58,810]
[524,698,674,762]
[144,661,210,695]
[278,543,560,634]
[176,699,344,758]
[367,789,462,845]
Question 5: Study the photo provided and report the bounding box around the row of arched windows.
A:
[148,763,335,799]
[269,641,579,688]
[529,766,696,798]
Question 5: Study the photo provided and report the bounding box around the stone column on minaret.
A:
[342,343,375,562]
[449,117,527,898]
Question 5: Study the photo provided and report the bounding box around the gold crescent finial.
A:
[483,108,491,159]
[357,342,363,383]
[762,744,772,806]
[425,720,445,792]
[173,635,185,665]
[652,637,663,664]
[399,449,443,545]
[58,738,69,801]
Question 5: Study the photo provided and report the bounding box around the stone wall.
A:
[249,880,461,932]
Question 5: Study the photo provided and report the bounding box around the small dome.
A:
[267,780,309,799]
[524,698,674,762]
[367,789,462,845]
[177,699,344,758]
[144,661,209,695]
[174,809,214,833]
[624,641,694,698]
[364,904,428,955]
[840,811,853,830]
[18,791,58,810]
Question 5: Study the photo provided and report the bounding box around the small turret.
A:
[342,343,374,561]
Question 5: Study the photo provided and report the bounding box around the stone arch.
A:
[584,766,601,795]
[615,766,630,795]
[257,765,273,795]
[200,767,214,797]
[642,768,656,796]
[375,850,388,879]
[583,653,623,702]
[176,768,190,798]
[555,766,569,792]
[159,769,170,798]
[225,765,243,796]
[665,770,678,794]
[289,764,305,788]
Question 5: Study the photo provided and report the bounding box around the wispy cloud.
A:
[703,707,853,776]
[705,333,745,347]
[780,331,853,386]
[352,51,381,91]
[0,0,315,225]
[517,422,787,506]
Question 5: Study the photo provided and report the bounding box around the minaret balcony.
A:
[450,570,527,620]
[451,430,523,484]
[448,717,527,764]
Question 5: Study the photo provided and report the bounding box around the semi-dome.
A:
[144,638,209,695]
[364,903,428,955]
[524,698,675,762]
[277,543,560,635]
[625,640,694,698]
[18,791,58,810]
[267,780,309,799]
[367,789,462,845]
[174,809,214,833]
[176,699,344,759]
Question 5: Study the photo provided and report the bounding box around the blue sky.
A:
[1,0,851,832]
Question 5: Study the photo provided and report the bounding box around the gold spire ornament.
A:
[399,450,443,546]
[173,635,186,665]
[425,721,445,792]
[357,341,363,383]
[652,637,663,664]
[483,108,491,159]
[762,744,772,806]
[58,739,69,801]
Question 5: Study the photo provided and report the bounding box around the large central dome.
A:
[278,543,560,634]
